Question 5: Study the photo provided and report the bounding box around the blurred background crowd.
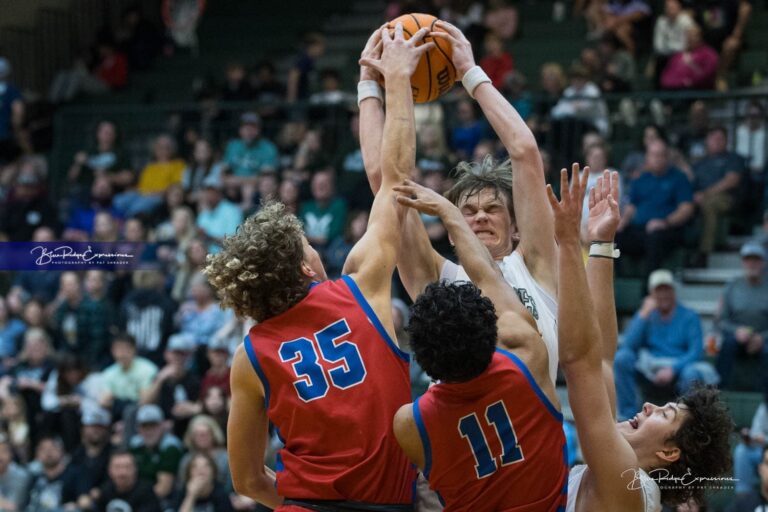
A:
[0,0,767,510]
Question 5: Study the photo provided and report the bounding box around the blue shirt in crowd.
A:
[0,82,22,140]
[223,138,279,177]
[622,302,703,374]
[628,167,693,227]
[692,151,745,192]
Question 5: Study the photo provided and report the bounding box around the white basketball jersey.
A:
[566,465,661,512]
[441,250,559,384]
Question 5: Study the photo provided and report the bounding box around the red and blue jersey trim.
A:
[495,347,562,422]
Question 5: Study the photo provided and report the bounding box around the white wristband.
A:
[461,65,491,99]
[589,241,620,259]
[357,80,383,106]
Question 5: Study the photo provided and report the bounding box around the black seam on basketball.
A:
[409,16,432,102]
[431,24,457,78]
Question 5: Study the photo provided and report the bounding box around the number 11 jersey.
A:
[245,276,416,505]
[414,348,568,511]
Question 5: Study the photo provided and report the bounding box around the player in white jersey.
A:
[358,21,560,384]
[553,168,732,512]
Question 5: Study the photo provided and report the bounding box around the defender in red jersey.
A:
[206,25,434,511]
[390,180,568,512]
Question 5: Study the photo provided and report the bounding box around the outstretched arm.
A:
[357,27,446,301]
[585,171,621,419]
[432,21,557,297]
[548,168,640,509]
[343,24,435,340]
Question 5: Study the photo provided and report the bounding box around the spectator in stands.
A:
[0,394,30,463]
[660,24,719,90]
[96,450,161,512]
[538,62,566,116]
[736,100,767,215]
[278,179,301,215]
[78,270,116,369]
[581,143,622,240]
[141,333,200,437]
[222,112,278,203]
[450,99,486,160]
[93,211,120,242]
[100,333,158,420]
[675,100,711,164]
[129,404,184,503]
[0,297,24,367]
[728,445,768,511]
[196,176,243,251]
[0,57,24,164]
[63,408,113,511]
[324,210,368,279]
[221,62,251,102]
[171,238,208,303]
[40,354,101,451]
[248,60,285,107]
[484,0,518,40]
[0,435,29,511]
[502,71,532,121]
[294,128,329,172]
[25,436,77,512]
[690,126,745,266]
[309,69,354,106]
[479,33,514,89]
[652,0,695,86]
[594,0,651,55]
[551,63,610,136]
[64,177,120,241]
[734,396,768,495]
[131,134,186,214]
[178,274,231,348]
[0,167,59,241]
[248,171,279,214]
[616,139,694,276]
[596,33,636,92]
[182,139,224,199]
[614,269,718,421]
[50,272,83,354]
[67,120,131,196]
[95,40,129,91]
[176,452,233,512]
[299,169,347,253]
[199,337,231,399]
[178,415,230,490]
[286,32,326,103]
[199,386,228,437]
[115,4,165,71]
[119,270,176,365]
[716,242,768,390]
[689,0,752,91]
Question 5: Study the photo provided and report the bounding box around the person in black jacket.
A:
[96,450,161,512]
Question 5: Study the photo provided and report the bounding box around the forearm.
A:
[474,83,538,161]
[154,473,175,499]
[234,472,282,509]
[397,210,443,300]
[359,95,385,194]
[381,75,415,185]
[586,254,617,363]
[179,496,196,512]
[558,238,602,367]
[665,202,693,227]
[441,206,499,287]
[705,172,740,196]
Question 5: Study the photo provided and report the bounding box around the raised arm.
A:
[357,27,446,301]
[343,24,434,338]
[585,170,621,419]
[548,168,641,510]
[432,20,557,296]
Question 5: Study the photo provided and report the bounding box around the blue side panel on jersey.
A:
[495,347,563,422]
[561,444,569,495]
[340,275,410,362]
[244,335,271,410]
[413,397,432,479]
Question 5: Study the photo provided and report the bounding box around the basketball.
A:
[380,13,457,103]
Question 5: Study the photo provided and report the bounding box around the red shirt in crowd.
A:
[480,52,515,89]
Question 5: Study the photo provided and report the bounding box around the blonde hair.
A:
[184,414,225,450]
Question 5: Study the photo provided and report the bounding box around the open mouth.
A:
[629,416,639,430]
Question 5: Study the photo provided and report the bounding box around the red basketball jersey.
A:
[245,276,416,506]
[414,348,568,512]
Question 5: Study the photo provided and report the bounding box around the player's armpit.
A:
[393,403,426,471]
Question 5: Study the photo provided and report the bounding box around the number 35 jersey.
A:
[245,276,416,504]
[414,348,568,512]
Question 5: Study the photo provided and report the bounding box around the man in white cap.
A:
[63,408,114,510]
[716,240,768,389]
[0,57,24,163]
[614,268,719,420]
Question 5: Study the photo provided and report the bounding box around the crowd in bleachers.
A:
[0,0,767,510]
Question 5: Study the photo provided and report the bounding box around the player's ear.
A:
[301,261,317,279]
[655,445,681,464]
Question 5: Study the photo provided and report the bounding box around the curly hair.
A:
[204,201,309,322]
[657,385,734,506]
[407,282,498,382]
[444,155,515,222]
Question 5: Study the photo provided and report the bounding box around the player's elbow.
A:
[505,133,539,162]
[232,474,268,501]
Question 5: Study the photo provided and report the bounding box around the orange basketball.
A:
[380,13,457,103]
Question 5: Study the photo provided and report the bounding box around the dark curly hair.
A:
[444,155,516,223]
[407,282,498,382]
[657,385,734,506]
[205,201,309,322]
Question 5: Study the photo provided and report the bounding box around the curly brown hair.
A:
[204,202,309,322]
[657,385,734,507]
[444,155,516,222]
